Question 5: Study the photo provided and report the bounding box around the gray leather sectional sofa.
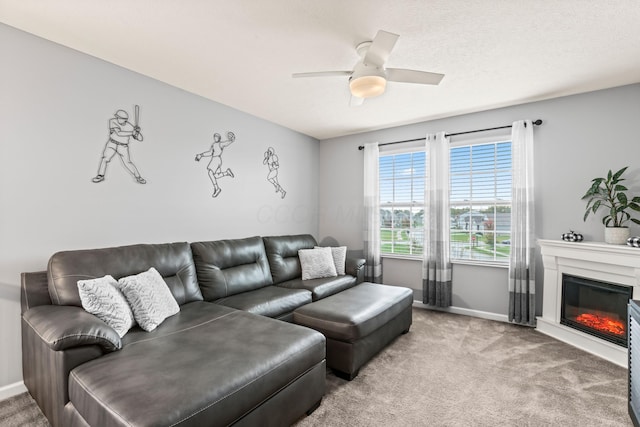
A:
[21,234,365,427]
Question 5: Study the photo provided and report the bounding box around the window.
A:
[379,151,425,256]
[378,140,512,263]
[450,141,511,263]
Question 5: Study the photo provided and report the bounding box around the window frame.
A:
[376,134,513,267]
[449,134,512,266]
[378,146,426,258]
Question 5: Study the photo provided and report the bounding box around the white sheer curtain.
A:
[509,120,536,325]
[363,142,382,283]
[422,132,452,307]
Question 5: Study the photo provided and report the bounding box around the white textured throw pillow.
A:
[117,268,180,332]
[299,247,338,280]
[77,275,136,338]
[315,246,347,275]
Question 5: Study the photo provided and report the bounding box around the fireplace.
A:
[538,239,640,367]
[560,274,631,347]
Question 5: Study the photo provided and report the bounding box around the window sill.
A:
[381,254,422,261]
[451,259,509,269]
[381,254,509,269]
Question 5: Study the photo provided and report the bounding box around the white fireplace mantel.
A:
[537,239,640,367]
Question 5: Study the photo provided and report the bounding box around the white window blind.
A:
[377,139,512,263]
[450,141,512,263]
[379,151,426,256]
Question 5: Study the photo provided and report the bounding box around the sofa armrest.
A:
[22,305,114,427]
[346,258,366,284]
[23,305,122,352]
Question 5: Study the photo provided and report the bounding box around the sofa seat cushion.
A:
[277,275,356,301]
[68,301,325,427]
[214,286,312,318]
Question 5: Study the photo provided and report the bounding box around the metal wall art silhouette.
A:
[263,147,286,198]
[195,131,236,197]
[92,105,146,184]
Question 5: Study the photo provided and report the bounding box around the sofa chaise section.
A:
[65,302,325,427]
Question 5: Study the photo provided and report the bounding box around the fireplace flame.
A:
[576,313,625,336]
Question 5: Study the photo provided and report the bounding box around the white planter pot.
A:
[604,226,629,245]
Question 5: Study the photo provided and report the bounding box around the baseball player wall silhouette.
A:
[263,147,286,199]
[195,131,236,197]
[92,106,146,184]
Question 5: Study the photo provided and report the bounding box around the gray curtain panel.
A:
[422,132,452,307]
[508,120,536,326]
[364,240,383,283]
[364,142,383,283]
[423,258,452,307]
[508,248,536,325]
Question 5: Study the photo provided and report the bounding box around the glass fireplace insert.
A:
[561,274,632,347]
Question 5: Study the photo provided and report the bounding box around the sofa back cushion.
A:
[190,236,273,301]
[48,242,202,307]
[263,234,318,285]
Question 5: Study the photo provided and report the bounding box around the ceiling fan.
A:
[292,30,444,106]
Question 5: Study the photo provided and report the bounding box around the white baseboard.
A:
[412,301,509,323]
[0,381,27,401]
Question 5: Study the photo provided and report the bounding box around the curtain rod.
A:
[357,119,543,150]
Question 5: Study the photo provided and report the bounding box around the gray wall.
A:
[0,24,319,394]
[318,83,640,317]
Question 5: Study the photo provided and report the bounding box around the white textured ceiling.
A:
[1,1,640,140]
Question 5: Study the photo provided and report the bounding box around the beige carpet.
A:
[0,392,49,426]
[1,308,632,426]
[295,308,632,427]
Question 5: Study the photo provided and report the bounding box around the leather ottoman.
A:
[293,282,413,380]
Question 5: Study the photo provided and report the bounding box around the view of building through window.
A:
[450,141,512,262]
[379,151,425,256]
[379,140,511,262]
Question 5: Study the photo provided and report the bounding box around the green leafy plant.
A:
[582,166,640,227]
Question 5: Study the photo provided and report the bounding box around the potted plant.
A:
[582,166,640,244]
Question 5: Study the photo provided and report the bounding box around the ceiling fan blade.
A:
[349,95,364,107]
[292,71,351,78]
[386,68,444,85]
[363,30,399,67]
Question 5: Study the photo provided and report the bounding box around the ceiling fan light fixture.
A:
[349,75,386,98]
